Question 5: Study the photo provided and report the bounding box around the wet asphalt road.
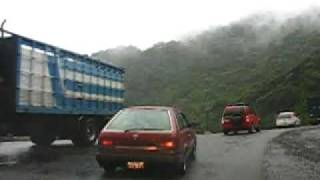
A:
[0,129,290,180]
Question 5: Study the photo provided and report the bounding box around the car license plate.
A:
[127,162,144,169]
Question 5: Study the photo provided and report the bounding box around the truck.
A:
[307,97,320,124]
[0,28,125,146]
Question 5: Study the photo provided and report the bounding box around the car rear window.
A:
[223,107,244,117]
[278,113,292,118]
[106,109,171,131]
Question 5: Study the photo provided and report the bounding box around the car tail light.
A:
[100,139,113,147]
[160,141,175,149]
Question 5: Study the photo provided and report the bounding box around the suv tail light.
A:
[221,119,230,124]
[245,116,250,123]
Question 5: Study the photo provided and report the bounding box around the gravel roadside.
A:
[263,126,320,180]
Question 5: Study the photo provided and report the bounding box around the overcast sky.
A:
[1,0,319,54]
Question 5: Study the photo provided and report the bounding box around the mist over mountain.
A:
[93,7,320,131]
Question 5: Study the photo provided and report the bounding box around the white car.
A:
[276,112,301,127]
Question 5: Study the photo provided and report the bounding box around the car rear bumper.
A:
[96,151,183,166]
[276,122,296,127]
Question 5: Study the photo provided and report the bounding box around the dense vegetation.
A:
[93,8,320,132]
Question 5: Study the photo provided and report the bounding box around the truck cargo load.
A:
[0,28,125,146]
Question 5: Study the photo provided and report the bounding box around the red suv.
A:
[221,103,261,135]
[96,106,197,175]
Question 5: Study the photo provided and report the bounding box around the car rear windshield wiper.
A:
[124,128,166,133]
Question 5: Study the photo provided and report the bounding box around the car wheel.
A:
[176,155,187,175]
[103,164,117,173]
[190,146,196,161]
[255,126,260,132]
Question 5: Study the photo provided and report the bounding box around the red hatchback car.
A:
[96,106,197,175]
[221,103,261,135]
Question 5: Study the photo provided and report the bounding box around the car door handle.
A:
[187,134,192,137]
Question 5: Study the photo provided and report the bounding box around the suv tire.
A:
[223,130,229,135]
[248,125,255,134]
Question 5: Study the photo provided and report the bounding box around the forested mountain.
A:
[93,8,320,131]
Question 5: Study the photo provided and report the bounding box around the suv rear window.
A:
[106,109,171,131]
[223,107,244,117]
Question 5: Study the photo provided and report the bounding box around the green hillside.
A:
[93,9,320,132]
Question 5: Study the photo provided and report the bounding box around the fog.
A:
[0,0,319,54]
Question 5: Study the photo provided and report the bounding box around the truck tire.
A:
[30,134,56,146]
[29,123,56,146]
[71,119,98,147]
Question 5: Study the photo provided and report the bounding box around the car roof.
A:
[226,103,249,106]
[126,106,174,111]
[225,103,250,109]
[278,112,294,115]
[225,105,249,109]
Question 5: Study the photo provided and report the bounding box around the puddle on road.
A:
[0,155,17,166]
[0,141,97,167]
[18,146,61,163]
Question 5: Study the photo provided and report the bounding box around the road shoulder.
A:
[263,126,320,180]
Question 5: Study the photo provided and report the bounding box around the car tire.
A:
[190,146,196,161]
[255,126,261,132]
[175,155,187,176]
[103,164,117,173]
